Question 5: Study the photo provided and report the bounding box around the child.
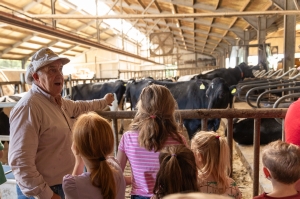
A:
[164,193,231,199]
[62,112,126,199]
[253,140,300,199]
[152,145,199,199]
[163,192,231,199]
[191,131,241,199]
[117,84,186,199]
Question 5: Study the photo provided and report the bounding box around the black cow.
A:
[194,62,265,86]
[232,118,282,145]
[71,80,126,108]
[125,78,236,138]
[0,94,26,136]
[0,107,9,136]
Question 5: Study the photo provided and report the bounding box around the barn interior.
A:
[1,0,300,198]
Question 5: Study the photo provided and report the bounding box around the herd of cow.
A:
[0,61,288,145]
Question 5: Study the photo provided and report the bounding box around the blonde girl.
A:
[191,131,241,199]
[117,84,186,199]
[62,112,125,199]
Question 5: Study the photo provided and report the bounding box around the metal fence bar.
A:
[227,117,233,177]
[253,118,261,196]
[1,106,287,196]
[97,108,287,197]
[97,108,287,119]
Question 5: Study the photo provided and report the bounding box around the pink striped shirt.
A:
[118,131,185,197]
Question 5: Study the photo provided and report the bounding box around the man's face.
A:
[33,60,64,97]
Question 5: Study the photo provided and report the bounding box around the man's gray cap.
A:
[25,48,70,84]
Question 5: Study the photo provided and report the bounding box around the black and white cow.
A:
[194,62,265,86]
[71,80,126,109]
[232,118,282,145]
[125,77,236,138]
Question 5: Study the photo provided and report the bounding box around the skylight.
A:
[68,0,146,42]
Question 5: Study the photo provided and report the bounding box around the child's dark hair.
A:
[131,84,184,152]
[262,140,300,184]
[73,112,116,199]
[153,145,198,198]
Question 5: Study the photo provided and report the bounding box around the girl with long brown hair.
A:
[117,84,186,199]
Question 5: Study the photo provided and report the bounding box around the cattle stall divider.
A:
[118,66,218,80]
[97,108,287,197]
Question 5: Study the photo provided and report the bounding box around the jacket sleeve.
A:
[8,104,53,199]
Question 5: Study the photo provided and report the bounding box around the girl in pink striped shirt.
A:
[117,84,186,199]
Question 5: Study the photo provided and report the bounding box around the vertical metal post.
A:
[51,0,57,28]
[253,118,261,197]
[227,118,233,177]
[68,74,72,97]
[20,73,25,92]
[112,118,119,156]
[95,0,100,43]
[283,0,296,72]
[282,118,285,141]
[201,118,208,131]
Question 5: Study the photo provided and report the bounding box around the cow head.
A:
[237,62,256,79]
[206,77,236,109]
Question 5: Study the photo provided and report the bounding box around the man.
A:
[8,48,114,199]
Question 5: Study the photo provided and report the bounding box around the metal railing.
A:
[0,101,287,197]
[97,108,287,197]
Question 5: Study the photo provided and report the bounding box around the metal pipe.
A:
[201,118,208,130]
[112,118,118,156]
[96,108,287,119]
[256,86,300,108]
[27,10,300,19]
[245,82,299,108]
[227,118,233,177]
[253,118,261,197]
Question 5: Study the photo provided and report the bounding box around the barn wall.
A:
[248,31,300,56]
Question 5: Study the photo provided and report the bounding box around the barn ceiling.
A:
[0,0,299,64]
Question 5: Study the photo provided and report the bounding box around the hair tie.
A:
[150,115,156,119]
[171,154,177,157]
[99,157,106,162]
[216,135,220,139]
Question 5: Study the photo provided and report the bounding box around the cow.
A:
[71,80,126,109]
[0,105,9,136]
[125,77,236,139]
[193,62,265,86]
[231,118,282,145]
[0,93,27,136]
[71,80,126,134]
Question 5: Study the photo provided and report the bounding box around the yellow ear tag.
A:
[231,88,236,94]
[124,84,127,86]
[200,84,205,90]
